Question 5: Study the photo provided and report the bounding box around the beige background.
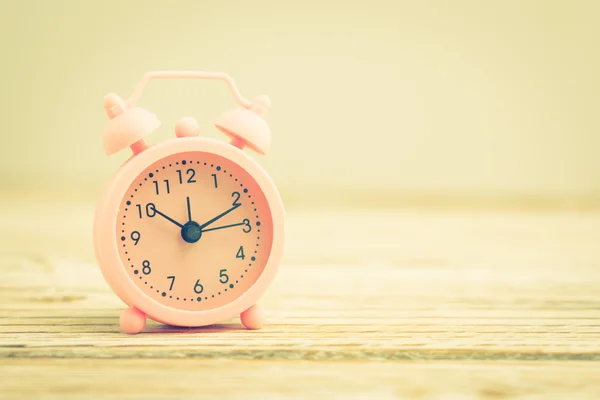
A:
[1,0,598,207]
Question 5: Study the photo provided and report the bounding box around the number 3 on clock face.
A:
[116,151,273,312]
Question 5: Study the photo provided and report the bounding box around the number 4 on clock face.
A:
[236,246,245,260]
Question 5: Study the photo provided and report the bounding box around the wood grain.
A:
[1,199,600,398]
[2,359,600,400]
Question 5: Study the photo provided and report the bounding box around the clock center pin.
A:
[181,221,202,243]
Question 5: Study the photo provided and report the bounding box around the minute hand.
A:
[198,204,241,230]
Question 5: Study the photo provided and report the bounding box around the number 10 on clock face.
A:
[117,151,273,312]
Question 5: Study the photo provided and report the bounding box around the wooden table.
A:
[1,199,599,398]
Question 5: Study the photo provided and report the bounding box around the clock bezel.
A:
[94,137,284,327]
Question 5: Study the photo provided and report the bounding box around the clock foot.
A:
[240,304,264,330]
[120,307,146,334]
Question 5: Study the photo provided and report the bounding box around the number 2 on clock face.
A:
[116,151,273,312]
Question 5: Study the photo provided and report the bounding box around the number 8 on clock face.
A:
[93,71,284,334]
[118,152,272,311]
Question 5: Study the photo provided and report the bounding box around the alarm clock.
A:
[93,71,284,334]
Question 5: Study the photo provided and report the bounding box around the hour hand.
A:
[152,205,184,228]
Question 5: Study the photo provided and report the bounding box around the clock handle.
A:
[125,71,254,109]
[115,70,272,156]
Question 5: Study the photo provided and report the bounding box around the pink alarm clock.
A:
[94,71,284,334]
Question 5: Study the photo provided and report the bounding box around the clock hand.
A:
[202,221,246,233]
[186,196,192,222]
[152,206,184,228]
[198,204,241,230]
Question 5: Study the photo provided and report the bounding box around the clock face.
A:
[116,151,273,311]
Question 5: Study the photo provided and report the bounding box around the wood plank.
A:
[1,359,600,400]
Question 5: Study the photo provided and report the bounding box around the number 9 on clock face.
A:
[117,151,273,311]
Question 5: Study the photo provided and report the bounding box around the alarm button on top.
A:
[175,117,201,138]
